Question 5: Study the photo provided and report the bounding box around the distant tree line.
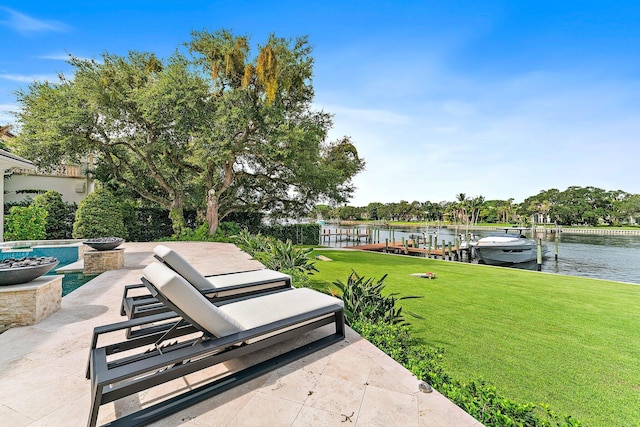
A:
[313,186,640,227]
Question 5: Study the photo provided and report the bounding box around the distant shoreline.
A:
[328,221,640,236]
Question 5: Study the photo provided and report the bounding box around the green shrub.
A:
[4,200,31,216]
[4,198,76,239]
[212,221,242,241]
[232,230,318,287]
[33,190,67,239]
[253,239,318,273]
[164,221,241,242]
[333,270,421,325]
[176,223,217,241]
[225,211,264,233]
[254,239,318,287]
[72,188,126,238]
[4,205,47,241]
[123,205,174,241]
[63,203,77,239]
[233,229,272,253]
[351,320,416,363]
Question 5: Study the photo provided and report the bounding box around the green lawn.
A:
[308,249,640,426]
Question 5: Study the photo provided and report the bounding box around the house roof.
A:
[0,148,35,170]
[0,125,15,139]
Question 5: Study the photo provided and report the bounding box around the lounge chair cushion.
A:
[153,245,291,295]
[154,245,213,291]
[143,262,243,337]
[219,287,343,330]
[143,262,344,340]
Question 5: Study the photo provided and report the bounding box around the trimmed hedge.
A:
[4,198,76,240]
[122,206,175,242]
[73,189,127,238]
[4,198,320,244]
[259,223,320,245]
[33,191,70,240]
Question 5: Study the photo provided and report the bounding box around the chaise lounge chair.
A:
[120,244,292,319]
[87,261,345,427]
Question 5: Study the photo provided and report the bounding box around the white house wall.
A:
[4,174,92,204]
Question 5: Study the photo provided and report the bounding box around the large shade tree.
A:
[12,52,207,234]
[186,30,364,233]
[11,29,365,234]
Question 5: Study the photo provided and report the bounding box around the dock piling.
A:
[537,239,543,271]
[554,225,560,261]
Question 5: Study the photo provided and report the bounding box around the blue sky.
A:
[2,1,640,205]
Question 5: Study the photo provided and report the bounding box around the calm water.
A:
[59,271,98,296]
[2,244,97,296]
[321,226,640,285]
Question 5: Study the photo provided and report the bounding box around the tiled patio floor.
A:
[0,242,482,426]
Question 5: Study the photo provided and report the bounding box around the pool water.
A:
[0,246,80,265]
[1,242,95,296]
[59,271,97,296]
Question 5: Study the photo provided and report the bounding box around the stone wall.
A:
[83,249,124,274]
[0,275,62,331]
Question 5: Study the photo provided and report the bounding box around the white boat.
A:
[470,229,548,265]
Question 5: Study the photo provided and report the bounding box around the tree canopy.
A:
[11,29,365,234]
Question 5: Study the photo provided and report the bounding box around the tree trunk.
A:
[168,197,186,236]
[205,161,234,236]
[206,190,220,235]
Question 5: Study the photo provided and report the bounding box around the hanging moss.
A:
[256,45,278,103]
[242,64,254,88]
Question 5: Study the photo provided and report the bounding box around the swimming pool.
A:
[1,240,95,296]
[0,241,83,264]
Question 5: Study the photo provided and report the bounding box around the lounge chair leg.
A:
[86,330,100,379]
[335,311,346,338]
[87,380,102,427]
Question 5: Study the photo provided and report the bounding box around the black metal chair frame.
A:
[87,276,345,427]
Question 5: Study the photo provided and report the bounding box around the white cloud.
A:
[39,52,95,62]
[0,104,17,124]
[0,7,69,35]
[0,73,60,83]
[316,104,410,125]
[442,100,477,117]
[38,53,71,61]
[318,61,640,206]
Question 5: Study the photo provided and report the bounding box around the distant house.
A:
[0,125,94,205]
[532,213,552,224]
[0,125,95,241]
[4,161,95,205]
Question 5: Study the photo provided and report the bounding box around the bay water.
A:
[320,226,640,285]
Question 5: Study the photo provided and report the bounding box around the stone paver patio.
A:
[0,242,482,426]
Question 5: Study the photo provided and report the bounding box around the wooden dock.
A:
[319,227,473,262]
[349,241,471,261]
[320,228,372,243]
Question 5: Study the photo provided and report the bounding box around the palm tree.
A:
[455,193,467,224]
[499,198,515,223]
[470,195,485,225]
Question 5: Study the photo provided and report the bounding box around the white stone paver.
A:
[0,242,483,426]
